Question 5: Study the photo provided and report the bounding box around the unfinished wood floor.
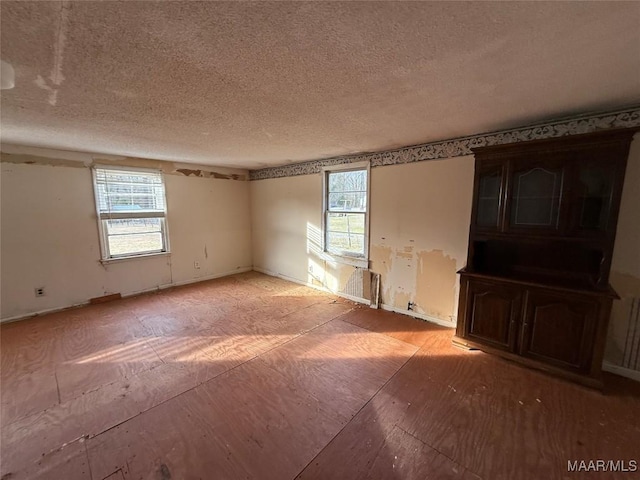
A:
[1,272,639,480]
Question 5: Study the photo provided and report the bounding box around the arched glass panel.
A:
[511,168,562,227]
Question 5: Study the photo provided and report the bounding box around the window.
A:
[92,166,169,260]
[323,163,369,261]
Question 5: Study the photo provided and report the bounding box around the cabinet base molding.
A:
[452,334,604,390]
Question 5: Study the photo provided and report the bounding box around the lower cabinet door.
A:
[519,290,598,371]
[466,280,521,352]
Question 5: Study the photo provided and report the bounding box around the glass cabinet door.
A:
[509,167,563,230]
[475,168,502,229]
[575,163,614,232]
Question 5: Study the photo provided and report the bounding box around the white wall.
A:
[251,156,475,325]
[251,173,320,284]
[1,158,252,320]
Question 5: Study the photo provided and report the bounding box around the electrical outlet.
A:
[35,287,45,297]
[194,261,201,269]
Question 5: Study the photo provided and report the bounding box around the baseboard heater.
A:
[340,267,380,309]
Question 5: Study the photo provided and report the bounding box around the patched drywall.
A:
[415,250,458,321]
[1,155,252,320]
[393,291,412,311]
[368,157,473,323]
[367,246,459,320]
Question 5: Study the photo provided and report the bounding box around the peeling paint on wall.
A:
[0,152,248,181]
[370,245,393,278]
[415,250,457,321]
[175,168,244,180]
[176,168,203,177]
[212,172,244,181]
[0,153,87,168]
[369,243,458,321]
[393,290,411,311]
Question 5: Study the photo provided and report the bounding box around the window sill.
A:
[100,251,171,265]
[323,252,369,269]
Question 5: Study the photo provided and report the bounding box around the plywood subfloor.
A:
[1,272,639,479]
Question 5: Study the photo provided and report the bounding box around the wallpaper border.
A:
[249,107,640,181]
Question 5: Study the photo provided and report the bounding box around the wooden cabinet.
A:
[519,290,598,371]
[454,128,636,388]
[462,278,521,352]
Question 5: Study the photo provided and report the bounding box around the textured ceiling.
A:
[1,1,639,169]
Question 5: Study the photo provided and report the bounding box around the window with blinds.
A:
[92,166,169,259]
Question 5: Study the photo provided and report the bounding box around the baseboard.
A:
[336,291,370,305]
[253,266,309,287]
[602,361,640,382]
[253,266,369,306]
[0,301,91,324]
[155,266,253,290]
[380,303,456,328]
[0,267,254,324]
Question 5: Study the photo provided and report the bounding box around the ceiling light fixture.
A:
[1,60,15,90]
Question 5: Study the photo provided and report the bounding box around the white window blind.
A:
[93,167,169,259]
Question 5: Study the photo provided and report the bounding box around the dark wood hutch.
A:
[453,128,637,388]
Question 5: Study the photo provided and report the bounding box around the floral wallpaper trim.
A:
[249,107,640,181]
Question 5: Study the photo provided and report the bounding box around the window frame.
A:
[321,161,371,268]
[92,165,170,262]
